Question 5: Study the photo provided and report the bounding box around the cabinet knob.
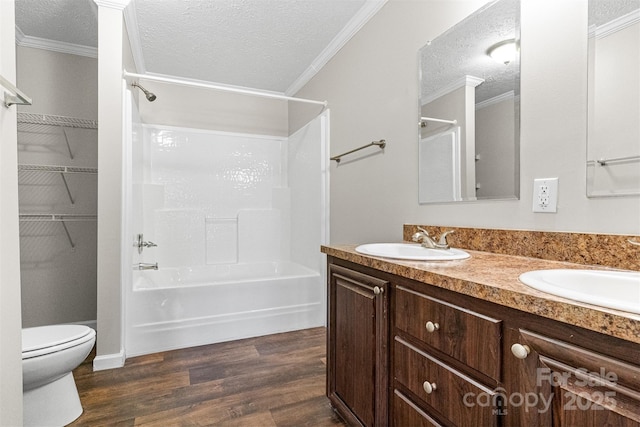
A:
[423,381,437,394]
[511,343,531,359]
[425,321,440,333]
[373,286,384,295]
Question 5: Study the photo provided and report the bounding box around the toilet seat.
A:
[22,325,95,359]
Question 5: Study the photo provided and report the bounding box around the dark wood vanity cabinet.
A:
[327,263,389,427]
[326,257,640,427]
[503,327,640,427]
[392,283,502,427]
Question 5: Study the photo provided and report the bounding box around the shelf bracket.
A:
[60,221,76,250]
[61,127,75,159]
[60,173,75,205]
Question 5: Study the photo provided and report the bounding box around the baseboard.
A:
[92,349,125,371]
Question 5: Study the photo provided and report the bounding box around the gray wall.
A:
[291,0,640,244]
[139,81,288,136]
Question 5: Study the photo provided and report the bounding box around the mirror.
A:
[418,0,520,203]
[587,0,640,197]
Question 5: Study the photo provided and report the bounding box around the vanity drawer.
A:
[394,336,498,427]
[395,285,501,379]
[393,389,443,427]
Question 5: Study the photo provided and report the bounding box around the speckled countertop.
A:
[321,244,640,345]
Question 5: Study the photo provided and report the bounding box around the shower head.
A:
[132,82,157,102]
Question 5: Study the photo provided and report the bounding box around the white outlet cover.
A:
[533,178,558,213]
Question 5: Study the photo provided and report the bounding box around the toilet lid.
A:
[22,325,95,358]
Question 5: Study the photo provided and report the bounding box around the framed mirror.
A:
[587,0,640,197]
[418,0,520,203]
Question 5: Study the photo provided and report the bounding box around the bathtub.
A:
[125,261,324,357]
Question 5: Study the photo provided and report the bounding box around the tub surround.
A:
[321,226,640,345]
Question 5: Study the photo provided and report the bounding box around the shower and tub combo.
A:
[123,77,329,357]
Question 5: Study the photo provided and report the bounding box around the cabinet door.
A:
[328,264,389,427]
[504,328,640,427]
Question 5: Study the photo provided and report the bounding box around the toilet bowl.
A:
[22,325,96,427]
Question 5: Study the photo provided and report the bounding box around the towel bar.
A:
[331,140,386,163]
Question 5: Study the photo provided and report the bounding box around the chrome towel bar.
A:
[587,155,640,166]
[331,140,386,163]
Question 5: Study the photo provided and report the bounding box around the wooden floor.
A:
[70,327,345,426]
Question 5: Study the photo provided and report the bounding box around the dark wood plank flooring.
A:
[69,327,345,426]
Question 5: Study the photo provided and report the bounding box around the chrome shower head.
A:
[132,82,157,102]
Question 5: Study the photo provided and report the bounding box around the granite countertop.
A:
[322,244,640,345]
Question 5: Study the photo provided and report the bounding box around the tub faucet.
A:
[412,228,454,250]
[136,262,158,271]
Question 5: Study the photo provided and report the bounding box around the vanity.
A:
[323,226,640,427]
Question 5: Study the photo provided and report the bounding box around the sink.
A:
[519,269,640,314]
[355,243,470,261]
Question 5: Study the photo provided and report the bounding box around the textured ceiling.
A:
[133,0,367,92]
[15,0,98,47]
[420,0,519,105]
[15,0,373,94]
[420,0,640,105]
[589,0,639,26]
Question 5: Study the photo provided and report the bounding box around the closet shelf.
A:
[17,112,98,129]
[19,214,96,249]
[17,112,98,160]
[19,214,97,222]
[18,164,98,174]
[18,165,97,205]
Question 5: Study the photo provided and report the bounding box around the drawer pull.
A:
[373,286,384,295]
[425,321,440,333]
[422,381,437,394]
[511,343,531,359]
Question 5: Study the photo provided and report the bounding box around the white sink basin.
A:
[519,269,640,314]
[355,243,470,261]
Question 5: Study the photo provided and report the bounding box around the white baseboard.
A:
[92,349,125,371]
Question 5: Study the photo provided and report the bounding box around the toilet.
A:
[22,325,96,427]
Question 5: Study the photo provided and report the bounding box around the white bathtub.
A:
[125,261,324,357]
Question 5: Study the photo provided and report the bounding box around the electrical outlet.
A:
[533,178,558,213]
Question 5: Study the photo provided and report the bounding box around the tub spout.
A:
[136,262,158,271]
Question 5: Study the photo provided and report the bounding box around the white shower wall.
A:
[136,126,291,267]
[126,110,328,356]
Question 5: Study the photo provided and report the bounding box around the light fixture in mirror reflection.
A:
[587,0,640,198]
[418,0,520,204]
[487,39,517,64]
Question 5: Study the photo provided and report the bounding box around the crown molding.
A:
[123,1,147,73]
[475,90,517,110]
[422,75,485,106]
[591,9,640,39]
[15,26,97,58]
[285,0,387,96]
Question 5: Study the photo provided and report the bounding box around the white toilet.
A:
[22,324,96,427]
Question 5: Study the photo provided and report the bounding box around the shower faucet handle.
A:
[136,234,158,254]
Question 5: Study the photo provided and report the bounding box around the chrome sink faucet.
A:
[412,227,455,250]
